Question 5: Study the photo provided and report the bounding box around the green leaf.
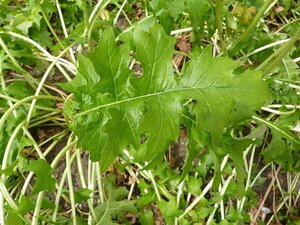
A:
[62,22,270,171]
[16,20,33,34]
[0,160,18,176]
[223,135,252,198]
[136,192,156,208]
[254,115,300,171]
[74,188,92,203]
[137,179,156,208]
[2,80,54,108]
[186,0,214,38]
[149,0,184,33]
[263,127,300,171]
[21,159,56,195]
[0,107,26,162]
[94,176,136,225]
[226,207,250,223]
[18,196,35,216]
[5,81,34,99]
[41,197,55,210]
[30,26,53,48]
[182,49,270,146]
[196,206,211,219]
[139,208,155,225]
[5,211,24,225]
[62,28,141,169]
[187,176,202,196]
[157,197,181,225]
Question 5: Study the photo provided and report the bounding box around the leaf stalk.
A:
[256,28,300,75]
[230,0,276,50]
[215,0,227,55]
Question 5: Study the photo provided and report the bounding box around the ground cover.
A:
[0,0,300,224]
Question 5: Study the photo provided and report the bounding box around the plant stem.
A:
[238,145,255,211]
[113,0,128,26]
[2,121,25,171]
[238,38,289,61]
[215,0,227,55]
[31,192,45,225]
[95,162,105,204]
[0,95,62,130]
[39,4,72,60]
[0,31,74,81]
[54,0,76,63]
[66,149,77,225]
[76,151,97,220]
[26,44,73,127]
[82,0,91,51]
[178,154,230,220]
[29,111,61,124]
[28,116,64,128]
[256,28,300,75]
[252,115,300,145]
[87,0,111,50]
[0,176,18,211]
[0,37,37,89]
[230,0,275,49]
[252,166,281,224]
[51,139,77,222]
[0,93,62,112]
[52,169,69,222]
[148,171,161,201]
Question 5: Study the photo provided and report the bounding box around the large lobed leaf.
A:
[62,22,270,171]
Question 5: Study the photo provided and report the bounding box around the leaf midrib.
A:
[74,85,267,117]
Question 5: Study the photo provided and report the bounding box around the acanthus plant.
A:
[61,20,271,180]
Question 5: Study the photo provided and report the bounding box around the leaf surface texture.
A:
[62,23,270,170]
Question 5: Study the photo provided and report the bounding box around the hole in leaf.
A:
[132,63,143,77]
[140,134,148,144]
[116,39,124,45]
[173,54,186,74]
[129,51,143,78]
